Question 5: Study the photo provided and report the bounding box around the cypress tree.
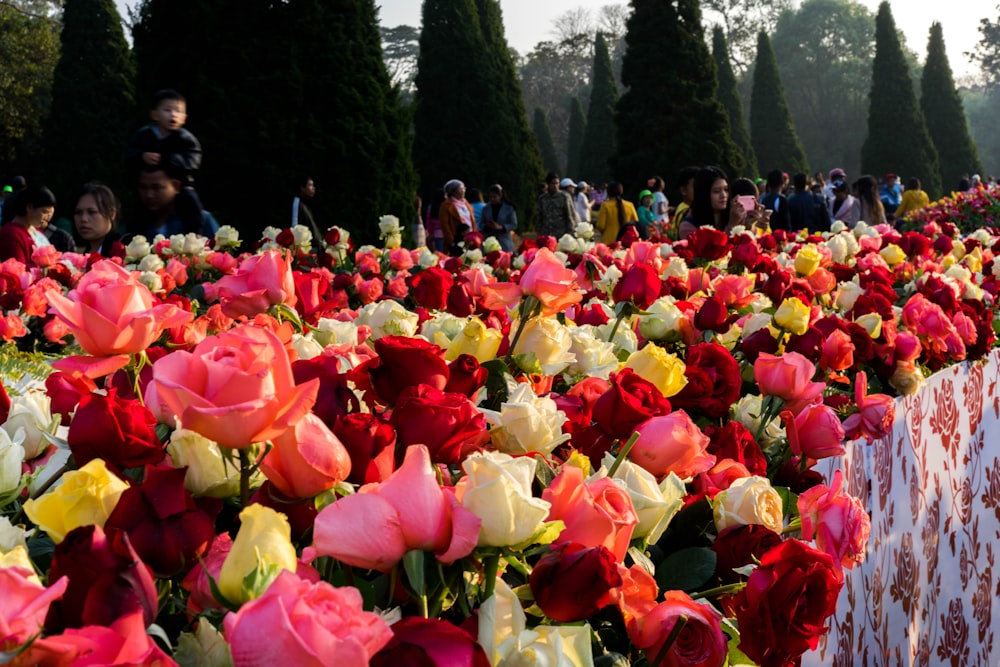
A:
[43,0,134,203]
[614,0,743,201]
[413,0,490,204]
[533,108,561,174]
[473,0,542,223]
[579,33,618,183]
[861,2,941,198]
[566,96,586,178]
[749,31,809,175]
[712,26,758,177]
[921,22,981,191]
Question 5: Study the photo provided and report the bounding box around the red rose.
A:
[444,354,488,398]
[731,538,844,666]
[68,387,164,471]
[44,371,96,421]
[613,263,661,310]
[591,368,671,441]
[446,280,476,317]
[104,465,220,577]
[371,617,490,667]
[369,335,450,406]
[391,385,489,464]
[0,378,9,424]
[693,295,733,333]
[332,412,397,485]
[703,421,767,476]
[292,352,368,428]
[711,524,782,583]
[671,342,741,419]
[529,542,622,622]
[410,267,454,311]
[45,525,158,632]
[686,227,731,260]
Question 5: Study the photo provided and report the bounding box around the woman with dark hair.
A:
[678,166,745,240]
[439,179,474,253]
[0,183,56,265]
[852,175,887,225]
[479,184,518,252]
[74,182,121,255]
[596,181,638,244]
[291,176,324,248]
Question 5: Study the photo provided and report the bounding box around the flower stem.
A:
[607,433,640,478]
[782,517,803,535]
[505,295,541,365]
[691,582,746,600]
[239,448,252,508]
[483,552,500,601]
[651,614,688,666]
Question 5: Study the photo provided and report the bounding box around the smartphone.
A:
[736,195,757,212]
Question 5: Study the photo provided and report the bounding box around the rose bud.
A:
[68,387,164,471]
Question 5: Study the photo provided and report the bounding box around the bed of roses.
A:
[0,209,997,667]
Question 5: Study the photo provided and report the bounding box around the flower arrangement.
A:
[0,208,997,667]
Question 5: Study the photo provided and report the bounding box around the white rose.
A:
[565,325,618,380]
[661,255,689,280]
[419,312,468,349]
[834,280,864,313]
[463,248,483,264]
[291,333,324,360]
[139,270,163,293]
[598,453,685,543]
[594,262,622,295]
[731,394,784,444]
[378,215,401,236]
[482,236,502,254]
[588,320,638,356]
[138,253,165,273]
[125,235,151,261]
[167,428,253,498]
[713,475,784,533]
[214,225,241,249]
[311,318,360,348]
[0,516,27,553]
[291,224,312,248]
[638,296,683,342]
[575,222,594,240]
[418,249,440,268]
[168,233,187,255]
[183,233,206,255]
[356,300,420,340]
[0,427,26,496]
[557,234,579,254]
[740,312,774,339]
[260,226,281,242]
[511,316,575,376]
[2,391,57,460]
[455,451,551,547]
[483,383,569,456]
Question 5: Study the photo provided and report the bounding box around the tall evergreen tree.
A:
[579,33,618,183]
[921,22,981,191]
[861,2,940,198]
[566,96,586,178]
[473,0,542,223]
[413,0,490,205]
[43,0,134,203]
[749,31,808,175]
[533,108,561,174]
[712,26,758,176]
[614,0,743,202]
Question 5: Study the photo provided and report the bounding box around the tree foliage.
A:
[921,22,982,191]
[749,31,808,175]
[770,0,875,178]
[968,4,1000,90]
[860,2,940,198]
[533,108,560,174]
[578,32,618,183]
[380,24,419,102]
[614,0,743,202]
[712,26,757,176]
[701,0,792,74]
[0,0,60,171]
[42,0,133,203]
[962,87,1000,180]
[566,96,586,177]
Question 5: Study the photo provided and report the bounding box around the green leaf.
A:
[655,547,717,593]
[773,486,799,519]
[146,623,172,650]
[512,352,542,375]
[241,552,282,601]
[403,549,426,597]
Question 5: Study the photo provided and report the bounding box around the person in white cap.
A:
[574,181,592,222]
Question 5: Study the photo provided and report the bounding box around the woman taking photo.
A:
[479,184,518,252]
[678,166,749,240]
[439,179,475,254]
[0,184,56,265]
[73,182,121,256]
[596,181,638,244]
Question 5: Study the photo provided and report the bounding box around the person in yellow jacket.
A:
[596,181,638,244]
[894,177,930,220]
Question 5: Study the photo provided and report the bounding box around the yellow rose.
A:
[446,316,503,363]
[455,451,552,547]
[793,244,821,276]
[218,504,297,604]
[23,458,127,543]
[854,312,883,339]
[167,428,257,498]
[713,475,784,533]
[889,361,925,396]
[773,297,811,335]
[879,243,906,266]
[0,545,40,584]
[624,344,687,398]
[964,246,983,273]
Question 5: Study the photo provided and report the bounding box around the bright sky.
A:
[112,0,987,78]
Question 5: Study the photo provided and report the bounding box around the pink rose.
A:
[223,570,391,667]
[0,567,68,649]
[311,445,481,572]
[819,328,854,372]
[798,470,871,569]
[893,330,922,363]
[627,590,727,667]
[181,533,232,615]
[47,259,192,357]
[544,465,638,561]
[783,403,845,461]
[12,610,173,667]
[754,352,825,414]
[30,244,60,268]
[841,372,895,442]
[145,324,318,449]
[481,248,581,315]
[260,413,352,499]
[213,249,297,318]
[630,411,716,479]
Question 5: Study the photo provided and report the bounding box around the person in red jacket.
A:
[0,184,56,266]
